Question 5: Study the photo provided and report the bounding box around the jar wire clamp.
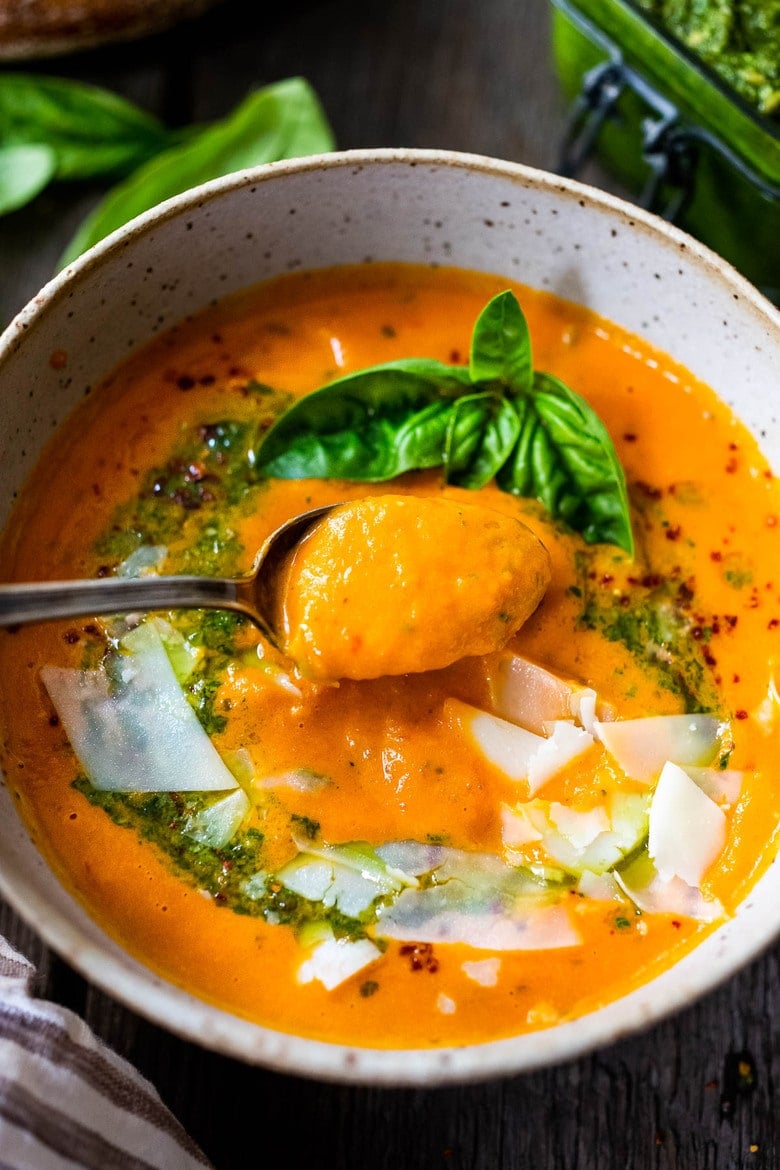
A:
[555,0,780,224]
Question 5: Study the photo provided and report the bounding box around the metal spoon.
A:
[0,503,336,648]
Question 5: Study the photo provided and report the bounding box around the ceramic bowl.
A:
[0,149,778,1085]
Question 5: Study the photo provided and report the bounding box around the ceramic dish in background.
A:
[0,0,224,58]
[0,149,778,1086]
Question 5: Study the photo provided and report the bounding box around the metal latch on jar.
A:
[558,50,780,223]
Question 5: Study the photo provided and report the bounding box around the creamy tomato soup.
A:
[1,263,779,1049]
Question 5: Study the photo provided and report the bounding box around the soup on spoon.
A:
[277,494,551,681]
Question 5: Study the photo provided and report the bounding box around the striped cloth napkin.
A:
[0,936,214,1170]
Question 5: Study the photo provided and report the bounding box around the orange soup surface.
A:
[1,263,779,1049]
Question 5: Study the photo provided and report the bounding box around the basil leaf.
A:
[444,393,522,490]
[469,289,532,395]
[0,74,174,180]
[59,77,336,268]
[255,359,472,481]
[444,393,492,479]
[255,290,634,555]
[0,144,56,214]
[497,372,634,554]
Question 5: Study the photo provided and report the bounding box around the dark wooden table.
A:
[1,1,778,1166]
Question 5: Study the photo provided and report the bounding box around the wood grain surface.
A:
[0,1,778,1166]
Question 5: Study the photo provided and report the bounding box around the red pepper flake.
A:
[768,619,779,630]
[63,630,79,644]
[766,515,778,528]
[600,574,614,586]
[710,550,723,562]
[733,673,741,683]
[728,441,739,451]
[724,615,738,629]
[671,920,681,929]
[48,349,67,370]
[185,461,207,482]
[641,574,662,588]
[623,432,637,442]
[725,457,738,474]
[635,481,663,499]
[449,349,462,363]
[677,580,695,605]
[399,942,439,973]
[736,710,749,720]
[704,651,717,666]
[176,374,196,391]
[691,626,704,641]
[665,525,681,541]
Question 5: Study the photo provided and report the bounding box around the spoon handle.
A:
[0,576,247,628]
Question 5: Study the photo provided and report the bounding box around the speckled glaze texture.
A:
[0,150,778,1085]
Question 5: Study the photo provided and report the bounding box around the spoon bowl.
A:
[0,503,336,645]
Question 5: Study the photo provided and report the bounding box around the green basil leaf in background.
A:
[254,359,472,481]
[0,143,57,213]
[0,73,175,180]
[469,289,533,395]
[59,76,336,268]
[497,371,634,554]
[444,392,522,490]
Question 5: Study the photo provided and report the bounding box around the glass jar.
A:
[550,0,780,303]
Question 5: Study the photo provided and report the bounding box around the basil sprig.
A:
[0,73,180,216]
[59,77,335,267]
[0,73,335,264]
[254,291,634,555]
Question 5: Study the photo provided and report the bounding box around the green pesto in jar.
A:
[634,0,780,114]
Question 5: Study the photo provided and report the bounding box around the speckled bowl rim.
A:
[1,148,779,1087]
